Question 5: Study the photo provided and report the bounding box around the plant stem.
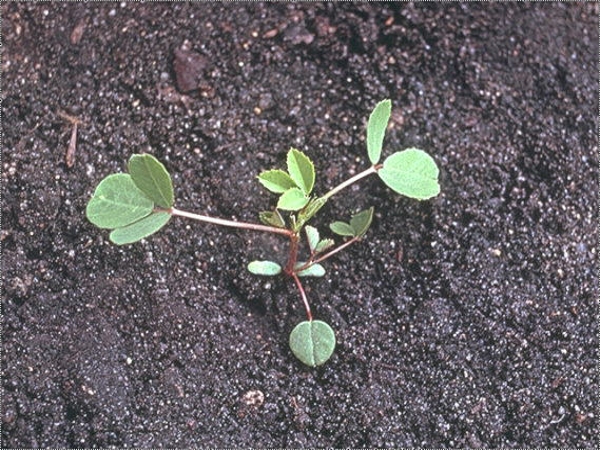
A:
[312,235,361,265]
[295,235,361,272]
[321,165,379,202]
[169,207,293,237]
[292,272,313,321]
[284,233,300,275]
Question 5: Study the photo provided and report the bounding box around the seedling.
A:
[86,100,440,367]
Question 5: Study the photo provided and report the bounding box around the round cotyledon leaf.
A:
[247,260,282,276]
[289,320,336,367]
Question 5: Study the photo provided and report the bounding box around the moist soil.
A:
[2,3,597,448]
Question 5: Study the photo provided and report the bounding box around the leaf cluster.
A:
[367,99,440,200]
[86,154,174,244]
[258,148,315,211]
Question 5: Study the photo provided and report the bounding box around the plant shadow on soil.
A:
[2,3,597,448]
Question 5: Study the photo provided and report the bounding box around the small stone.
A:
[242,389,265,407]
[173,48,208,93]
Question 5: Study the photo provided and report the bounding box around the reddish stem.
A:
[294,235,362,273]
[284,233,300,275]
[291,272,313,321]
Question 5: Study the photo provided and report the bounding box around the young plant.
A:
[86,99,440,367]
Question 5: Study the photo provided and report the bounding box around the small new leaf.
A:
[287,148,315,195]
[247,260,282,276]
[86,173,154,229]
[258,169,297,194]
[329,221,355,237]
[295,262,326,277]
[128,154,174,208]
[289,320,336,367]
[259,210,286,228]
[378,148,440,200]
[350,207,374,237]
[305,225,320,252]
[367,99,391,165]
[277,187,309,211]
[109,211,171,245]
[315,238,334,253]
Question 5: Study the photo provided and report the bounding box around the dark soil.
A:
[2,3,597,448]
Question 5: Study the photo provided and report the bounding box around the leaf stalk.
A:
[169,207,293,237]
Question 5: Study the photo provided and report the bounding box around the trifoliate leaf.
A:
[350,207,374,237]
[128,154,174,208]
[289,320,336,367]
[86,173,154,229]
[258,170,297,194]
[109,211,171,245]
[287,148,315,195]
[247,260,282,276]
[377,148,440,200]
[314,238,334,253]
[305,225,320,252]
[277,187,309,211]
[367,99,391,165]
[329,221,355,237]
[259,210,286,228]
[294,262,326,277]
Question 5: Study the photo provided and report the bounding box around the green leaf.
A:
[287,148,315,195]
[350,207,374,237]
[86,173,154,229]
[109,211,171,245]
[377,148,440,200]
[258,210,286,228]
[289,320,336,367]
[247,260,282,276]
[367,99,391,165]
[294,262,326,277]
[128,154,174,208]
[296,197,327,231]
[314,238,334,253]
[277,188,309,211]
[329,221,355,237]
[305,225,320,252]
[258,170,297,194]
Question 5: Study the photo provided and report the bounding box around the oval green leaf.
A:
[314,238,334,253]
[128,154,174,208]
[350,207,374,237]
[289,320,336,367]
[294,262,326,277]
[86,173,154,229]
[377,148,440,200]
[247,260,282,276]
[258,169,298,194]
[367,99,391,165]
[287,148,315,195]
[277,187,309,211]
[305,225,320,252]
[109,211,171,245]
[329,221,355,237]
